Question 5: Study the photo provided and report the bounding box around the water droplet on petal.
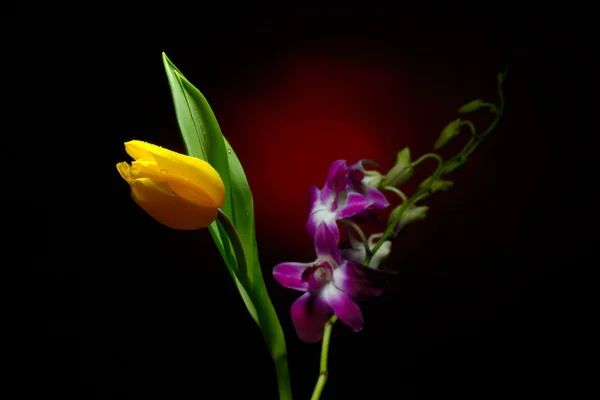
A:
[160,169,168,174]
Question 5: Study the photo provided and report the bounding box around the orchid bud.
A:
[381,148,415,187]
[418,177,454,193]
[442,158,466,174]
[458,99,485,113]
[388,204,429,233]
[363,170,383,189]
[434,119,462,150]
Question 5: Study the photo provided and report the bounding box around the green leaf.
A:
[222,136,289,372]
[162,52,254,317]
[162,53,233,215]
[161,53,291,398]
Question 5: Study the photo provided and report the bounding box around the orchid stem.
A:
[344,220,371,258]
[383,186,408,203]
[310,316,338,400]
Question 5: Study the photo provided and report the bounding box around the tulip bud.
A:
[117,140,225,230]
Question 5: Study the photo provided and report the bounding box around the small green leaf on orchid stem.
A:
[434,119,461,150]
[381,147,415,187]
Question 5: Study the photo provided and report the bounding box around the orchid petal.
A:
[333,262,386,299]
[290,293,333,343]
[322,285,364,332]
[366,187,389,209]
[273,262,312,291]
[314,223,342,264]
[337,192,372,219]
[324,160,348,192]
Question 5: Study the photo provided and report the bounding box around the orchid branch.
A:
[367,67,508,264]
[383,186,408,203]
[310,316,338,400]
[343,220,371,258]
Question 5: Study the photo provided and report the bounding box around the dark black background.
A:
[31,10,588,400]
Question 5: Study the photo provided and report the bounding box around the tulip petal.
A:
[273,262,311,291]
[290,292,333,343]
[117,162,133,183]
[131,158,166,182]
[125,140,225,208]
[150,151,225,208]
[125,140,174,161]
[130,178,217,230]
[322,285,364,332]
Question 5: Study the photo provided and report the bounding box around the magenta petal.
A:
[322,285,364,332]
[308,185,320,209]
[324,160,348,192]
[291,292,333,343]
[273,262,311,291]
[333,262,386,299]
[337,192,372,219]
[314,223,342,263]
[347,168,364,190]
[366,187,389,209]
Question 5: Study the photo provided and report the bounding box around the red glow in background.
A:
[37,12,581,400]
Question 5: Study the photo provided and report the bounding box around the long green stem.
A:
[310,316,338,400]
[217,209,292,400]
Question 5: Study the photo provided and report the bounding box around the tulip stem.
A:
[310,315,338,400]
[216,209,249,289]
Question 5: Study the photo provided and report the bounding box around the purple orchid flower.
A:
[273,223,386,343]
[306,160,389,244]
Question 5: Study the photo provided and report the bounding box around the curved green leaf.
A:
[161,53,290,399]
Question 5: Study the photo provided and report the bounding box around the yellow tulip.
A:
[116,140,225,230]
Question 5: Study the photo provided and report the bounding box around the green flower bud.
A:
[434,119,461,150]
[498,71,506,84]
[458,99,485,113]
[419,177,454,192]
[388,204,429,232]
[363,170,383,189]
[441,158,467,174]
[381,147,415,187]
